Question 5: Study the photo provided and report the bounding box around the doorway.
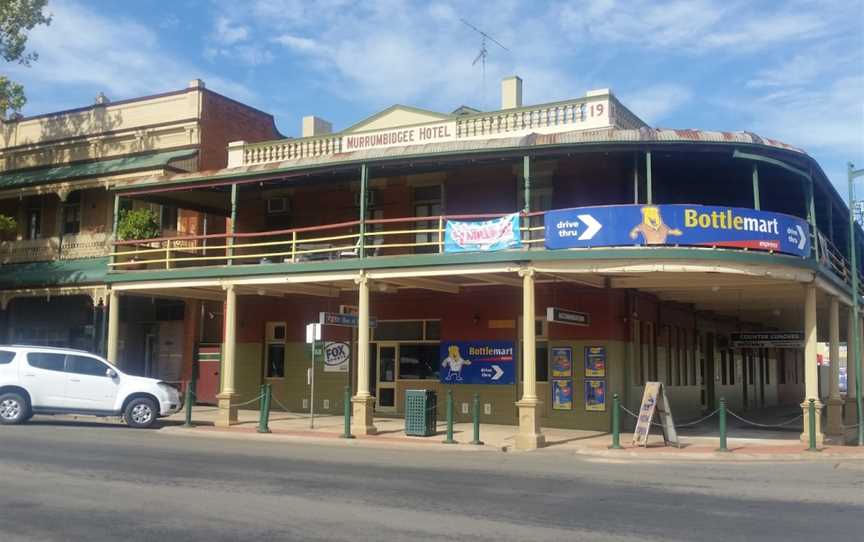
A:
[703,333,716,408]
[376,343,398,411]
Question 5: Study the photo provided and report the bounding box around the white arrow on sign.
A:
[795,224,806,251]
[577,214,602,240]
[491,364,504,380]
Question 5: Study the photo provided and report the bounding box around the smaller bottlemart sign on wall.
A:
[439,341,515,385]
[545,204,810,257]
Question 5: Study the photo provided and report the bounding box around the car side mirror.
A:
[106,368,118,378]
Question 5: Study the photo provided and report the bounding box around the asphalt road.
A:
[0,419,862,542]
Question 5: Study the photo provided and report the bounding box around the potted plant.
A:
[116,208,160,269]
[0,214,16,241]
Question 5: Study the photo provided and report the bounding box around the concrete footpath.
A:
[159,406,864,461]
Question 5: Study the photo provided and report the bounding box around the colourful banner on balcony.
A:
[444,213,522,253]
[545,204,810,257]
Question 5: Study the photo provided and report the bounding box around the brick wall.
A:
[199,91,281,171]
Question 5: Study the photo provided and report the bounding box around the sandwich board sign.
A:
[632,382,679,448]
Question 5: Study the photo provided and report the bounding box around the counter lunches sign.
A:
[439,341,515,385]
[545,204,810,257]
[444,213,521,253]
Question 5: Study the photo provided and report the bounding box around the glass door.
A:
[376,343,397,411]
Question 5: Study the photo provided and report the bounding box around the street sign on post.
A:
[319,312,377,328]
[305,323,322,344]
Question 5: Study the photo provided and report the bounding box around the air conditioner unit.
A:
[353,189,377,208]
[267,197,290,214]
[265,322,287,341]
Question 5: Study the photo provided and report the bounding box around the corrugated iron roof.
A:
[120,127,808,192]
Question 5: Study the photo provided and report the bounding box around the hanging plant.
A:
[116,208,160,241]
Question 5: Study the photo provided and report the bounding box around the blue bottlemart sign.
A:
[439,341,515,385]
[545,204,810,257]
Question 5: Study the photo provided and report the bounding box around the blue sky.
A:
[7,0,863,196]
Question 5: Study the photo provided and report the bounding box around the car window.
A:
[0,350,15,364]
[66,355,109,377]
[27,352,66,372]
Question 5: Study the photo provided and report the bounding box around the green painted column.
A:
[645,151,653,204]
[227,183,238,266]
[359,164,368,259]
[752,163,760,210]
[522,155,531,213]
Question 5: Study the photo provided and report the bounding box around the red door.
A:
[195,344,222,405]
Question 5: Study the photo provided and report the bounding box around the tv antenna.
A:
[461,18,510,109]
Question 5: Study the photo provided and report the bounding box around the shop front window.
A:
[398,344,439,380]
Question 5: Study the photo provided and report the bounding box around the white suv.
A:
[0,345,181,428]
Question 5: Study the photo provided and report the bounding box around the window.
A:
[26,198,42,240]
[27,352,65,372]
[67,355,108,377]
[160,205,179,231]
[374,320,429,341]
[264,322,286,378]
[0,350,15,364]
[62,192,82,235]
[398,344,439,380]
[413,185,442,254]
[536,344,549,382]
[265,343,285,378]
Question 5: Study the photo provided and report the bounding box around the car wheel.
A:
[125,397,157,428]
[0,392,30,425]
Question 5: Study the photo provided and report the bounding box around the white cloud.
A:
[273,34,323,53]
[621,84,693,125]
[214,16,249,45]
[7,0,255,107]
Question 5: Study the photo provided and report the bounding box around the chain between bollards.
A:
[470,392,483,445]
[443,389,456,444]
[609,393,622,449]
[807,398,819,452]
[257,383,272,434]
[341,385,355,439]
[717,397,729,452]
[183,380,195,428]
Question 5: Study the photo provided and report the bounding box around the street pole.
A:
[849,162,864,446]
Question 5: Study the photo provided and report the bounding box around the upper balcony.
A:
[0,232,110,264]
[107,143,860,296]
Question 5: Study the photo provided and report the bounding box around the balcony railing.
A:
[110,212,545,270]
[235,94,618,167]
[0,232,109,264]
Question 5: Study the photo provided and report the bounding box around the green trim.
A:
[105,248,820,284]
[522,155,531,213]
[0,149,198,191]
[733,150,810,180]
[752,163,760,210]
[0,257,109,289]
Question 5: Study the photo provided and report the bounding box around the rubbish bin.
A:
[405,389,437,437]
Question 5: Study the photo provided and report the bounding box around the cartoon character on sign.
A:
[629,206,682,245]
[441,345,471,381]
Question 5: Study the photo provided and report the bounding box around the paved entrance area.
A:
[159,406,864,460]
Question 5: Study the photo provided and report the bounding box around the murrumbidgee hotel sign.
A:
[344,122,456,151]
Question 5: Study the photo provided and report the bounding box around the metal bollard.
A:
[443,389,456,444]
[609,393,622,449]
[717,397,728,452]
[257,384,272,434]
[341,385,355,439]
[807,398,819,452]
[183,380,195,428]
[470,393,483,445]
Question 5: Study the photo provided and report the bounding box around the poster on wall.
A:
[551,347,573,378]
[552,379,573,410]
[438,341,515,384]
[584,380,606,411]
[444,213,522,253]
[323,341,350,372]
[585,346,606,377]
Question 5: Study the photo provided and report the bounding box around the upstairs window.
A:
[62,192,82,235]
